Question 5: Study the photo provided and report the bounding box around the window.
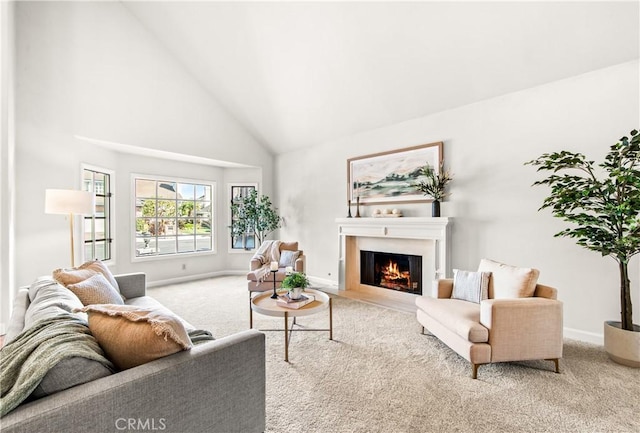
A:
[134,177,213,257]
[229,184,257,251]
[82,168,113,261]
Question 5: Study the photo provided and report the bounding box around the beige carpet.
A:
[149,276,639,433]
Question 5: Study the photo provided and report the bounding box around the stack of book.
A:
[276,293,315,309]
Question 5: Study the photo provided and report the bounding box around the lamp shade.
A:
[45,189,95,215]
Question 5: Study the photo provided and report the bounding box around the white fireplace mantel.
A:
[336,217,452,294]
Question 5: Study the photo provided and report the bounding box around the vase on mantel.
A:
[431,200,441,217]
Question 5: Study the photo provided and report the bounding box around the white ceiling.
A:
[123,1,640,154]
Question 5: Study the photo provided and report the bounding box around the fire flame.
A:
[384,260,408,281]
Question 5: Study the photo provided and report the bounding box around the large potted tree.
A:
[230,189,282,247]
[526,129,639,367]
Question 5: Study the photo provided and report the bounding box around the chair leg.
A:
[472,363,479,379]
[249,293,253,329]
[421,326,425,335]
[546,358,560,373]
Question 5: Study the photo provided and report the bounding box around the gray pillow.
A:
[24,278,113,399]
[279,250,301,268]
[451,269,491,303]
[25,279,87,329]
[31,357,113,398]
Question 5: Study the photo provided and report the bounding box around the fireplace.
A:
[360,250,422,295]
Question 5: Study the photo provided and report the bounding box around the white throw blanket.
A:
[248,240,282,284]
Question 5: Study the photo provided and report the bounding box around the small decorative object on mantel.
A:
[347,200,352,218]
[414,160,453,217]
[372,208,403,217]
[355,196,361,218]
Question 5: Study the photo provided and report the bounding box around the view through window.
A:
[82,168,112,261]
[134,178,213,257]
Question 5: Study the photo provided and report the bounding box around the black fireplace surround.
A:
[360,250,422,295]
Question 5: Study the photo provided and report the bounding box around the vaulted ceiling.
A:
[123,1,640,154]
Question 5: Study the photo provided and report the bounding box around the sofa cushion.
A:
[80,304,193,370]
[478,258,540,299]
[452,269,491,303]
[31,357,113,399]
[67,273,124,306]
[415,296,488,343]
[279,250,301,268]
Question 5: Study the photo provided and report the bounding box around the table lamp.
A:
[45,189,95,267]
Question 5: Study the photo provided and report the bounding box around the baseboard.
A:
[564,327,603,345]
[146,270,245,288]
[309,276,339,294]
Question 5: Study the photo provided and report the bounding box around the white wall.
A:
[276,60,640,342]
[12,1,272,288]
[0,0,16,333]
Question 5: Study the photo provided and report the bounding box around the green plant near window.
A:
[230,189,282,245]
[281,272,310,290]
[413,160,453,201]
[526,129,640,332]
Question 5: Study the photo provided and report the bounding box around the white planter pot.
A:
[604,321,640,368]
[289,287,304,300]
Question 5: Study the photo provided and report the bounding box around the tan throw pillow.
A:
[82,260,120,293]
[79,304,193,370]
[478,258,540,299]
[280,241,299,252]
[53,267,98,286]
[451,269,491,303]
[67,273,124,306]
[54,260,120,293]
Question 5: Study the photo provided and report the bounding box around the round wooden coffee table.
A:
[250,288,333,362]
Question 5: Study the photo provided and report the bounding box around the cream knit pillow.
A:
[67,273,124,306]
[478,258,540,299]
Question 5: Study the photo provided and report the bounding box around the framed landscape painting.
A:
[347,142,443,205]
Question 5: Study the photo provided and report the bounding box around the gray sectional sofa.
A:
[1,272,266,433]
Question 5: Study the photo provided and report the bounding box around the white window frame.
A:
[131,173,216,262]
[81,164,115,265]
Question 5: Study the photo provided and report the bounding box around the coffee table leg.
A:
[284,311,289,362]
[329,297,333,341]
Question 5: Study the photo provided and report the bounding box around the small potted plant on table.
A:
[281,272,310,300]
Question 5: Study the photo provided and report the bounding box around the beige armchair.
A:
[246,241,305,293]
[415,259,563,379]
[246,241,305,328]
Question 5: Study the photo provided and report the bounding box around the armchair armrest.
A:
[480,298,563,362]
[250,258,263,271]
[115,273,146,299]
[294,254,305,273]
[431,279,453,298]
